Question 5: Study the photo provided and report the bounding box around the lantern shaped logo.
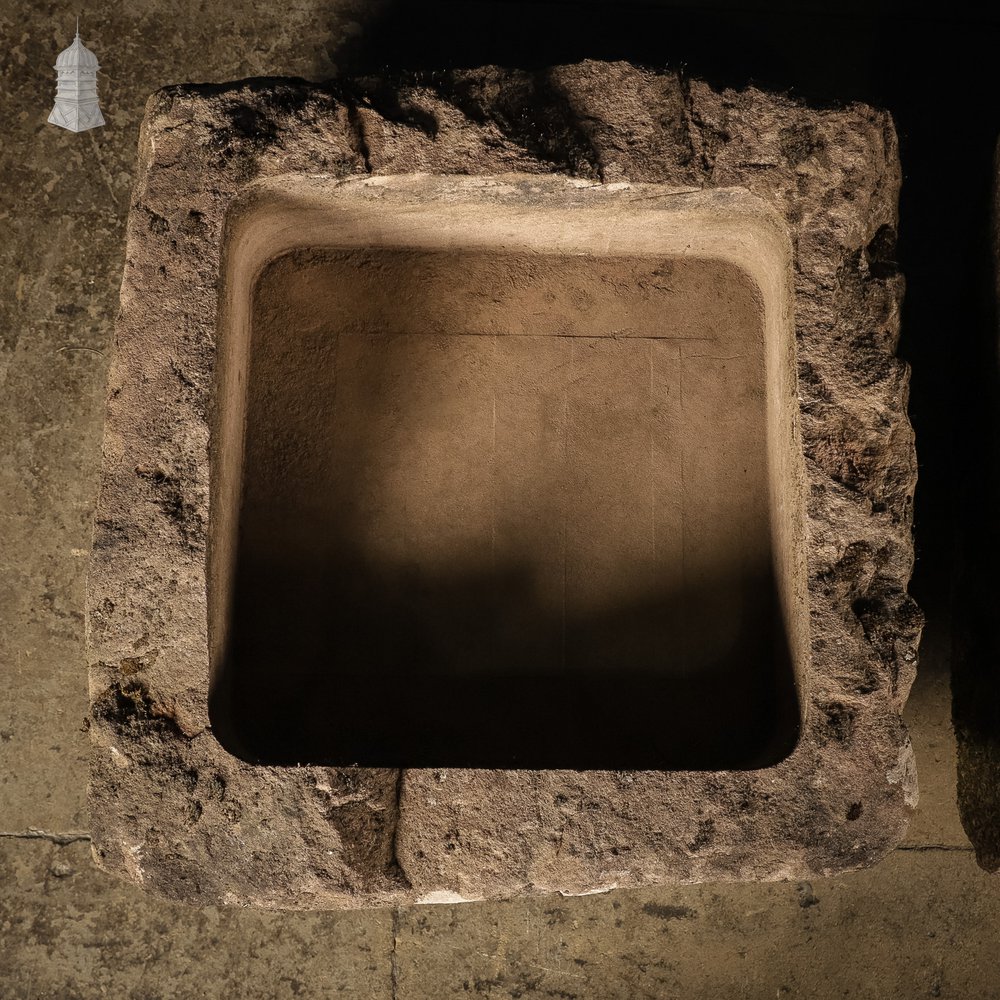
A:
[48,19,105,133]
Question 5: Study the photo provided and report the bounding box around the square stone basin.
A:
[208,176,807,772]
[87,71,922,907]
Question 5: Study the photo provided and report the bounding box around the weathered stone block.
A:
[86,61,920,908]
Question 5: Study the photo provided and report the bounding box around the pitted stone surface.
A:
[86,61,921,908]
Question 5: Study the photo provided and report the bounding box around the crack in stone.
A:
[896,844,974,853]
[0,829,91,846]
[345,98,372,173]
[390,905,401,1000]
[678,70,714,178]
[388,768,411,889]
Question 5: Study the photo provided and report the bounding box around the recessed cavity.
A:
[212,240,800,769]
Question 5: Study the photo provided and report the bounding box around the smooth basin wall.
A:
[208,177,807,771]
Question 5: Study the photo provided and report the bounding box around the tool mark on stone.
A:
[0,829,91,846]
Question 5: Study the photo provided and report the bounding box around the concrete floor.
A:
[1,2,998,997]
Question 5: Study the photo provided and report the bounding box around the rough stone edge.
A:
[84,62,922,908]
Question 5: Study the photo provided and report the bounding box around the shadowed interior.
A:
[215,242,799,768]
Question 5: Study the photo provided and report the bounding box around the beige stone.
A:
[86,62,921,908]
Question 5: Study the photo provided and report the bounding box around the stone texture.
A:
[391,850,1000,1000]
[0,840,392,1000]
[86,61,921,907]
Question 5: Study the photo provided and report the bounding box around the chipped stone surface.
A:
[86,61,921,907]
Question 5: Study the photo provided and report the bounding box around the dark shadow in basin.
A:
[214,546,797,769]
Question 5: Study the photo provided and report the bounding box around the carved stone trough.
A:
[86,61,922,908]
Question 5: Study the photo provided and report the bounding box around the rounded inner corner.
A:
[208,179,806,771]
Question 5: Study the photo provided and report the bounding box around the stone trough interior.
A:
[208,178,806,771]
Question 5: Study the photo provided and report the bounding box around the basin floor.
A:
[218,247,799,768]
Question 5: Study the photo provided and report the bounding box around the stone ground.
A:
[1,2,998,997]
